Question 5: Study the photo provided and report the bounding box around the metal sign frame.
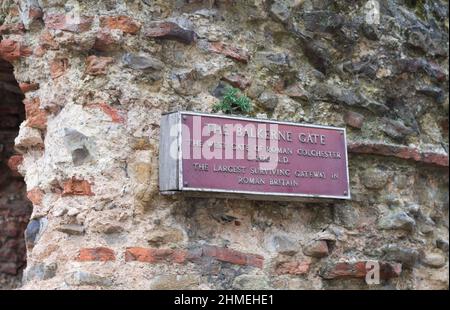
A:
[159,111,351,201]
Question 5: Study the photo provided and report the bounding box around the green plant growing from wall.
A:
[213,87,252,115]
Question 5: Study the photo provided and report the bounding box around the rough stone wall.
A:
[0,0,448,289]
[0,55,31,289]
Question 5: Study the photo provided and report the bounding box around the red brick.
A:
[24,97,47,130]
[7,155,23,176]
[19,82,40,93]
[321,261,402,280]
[44,14,93,33]
[87,103,125,124]
[344,111,365,129]
[0,39,32,62]
[145,21,196,44]
[208,42,250,63]
[202,245,263,268]
[124,245,264,268]
[348,141,449,167]
[78,247,116,262]
[85,55,114,76]
[62,178,94,196]
[50,58,69,79]
[124,247,187,263]
[222,73,251,90]
[100,16,141,34]
[420,151,449,167]
[27,188,44,206]
[0,23,25,35]
[275,261,310,275]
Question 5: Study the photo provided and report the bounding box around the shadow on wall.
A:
[0,54,32,289]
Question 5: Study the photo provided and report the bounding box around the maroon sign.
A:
[174,112,350,200]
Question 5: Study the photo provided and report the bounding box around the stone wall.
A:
[0,0,448,289]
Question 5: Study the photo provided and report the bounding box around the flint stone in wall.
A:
[192,8,218,19]
[64,271,113,287]
[89,220,123,234]
[303,240,329,258]
[192,54,234,79]
[381,118,417,141]
[23,262,57,282]
[145,20,196,44]
[253,51,291,73]
[396,58,448,82]
[382,244,420,268]
[312,83,389,114]
[299,38,333,75]
[267,235,298,256]
[63,128,92,166]
[211,81,230,99]
[406,203,420,216]
[56,224,85,235]
[405,26,448,57]
[169,68,200,96]
[378,211,416,232]
[417,86,446,104]
[380,194,403,207]
[270,1,292,24]
[122,53,164,71]
[417,214,436,234]
[342,57,379,79]
[66,208,79,216]
[146,227,185,247]
[149,275,201,290]
[436,239,449,252]
[333,204,359,229]
[18,0,42,29]
[14,126,44,152]
[302,11,345,33]
[258,91,279,110]
[360,167,390,190]
[24,217,47,250]
[361,23,380,41]
[232,275,271,290]
[421,252,447,269]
